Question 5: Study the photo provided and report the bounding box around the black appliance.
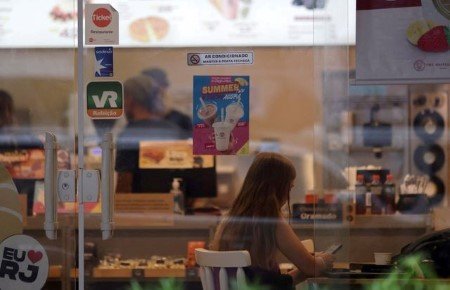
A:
[409,87,448,207]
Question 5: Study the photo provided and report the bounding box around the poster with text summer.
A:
[356,0,450,82]
[193,76,249,155]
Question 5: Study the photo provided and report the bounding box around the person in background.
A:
[142,67,193,134]
[0,90,41,149]
[0,90,14,129]
[210,152,335,287]
[0,89,16,150]
[115,75,188,193]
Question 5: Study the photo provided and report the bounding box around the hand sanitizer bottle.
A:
[172,178,184,215]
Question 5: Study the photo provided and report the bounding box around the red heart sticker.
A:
[28,250,43,264]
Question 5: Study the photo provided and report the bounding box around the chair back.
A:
[195,248,251,290]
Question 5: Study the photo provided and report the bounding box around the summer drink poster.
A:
[193,76,249,155]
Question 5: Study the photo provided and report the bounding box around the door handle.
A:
[44,132,58,240]
[101,133,115,240]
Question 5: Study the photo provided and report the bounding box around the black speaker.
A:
[409,86,448,207]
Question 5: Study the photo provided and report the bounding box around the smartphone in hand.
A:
[325,244,342,254]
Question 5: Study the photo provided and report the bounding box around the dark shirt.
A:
[115,119,189,173]
[165,110,192,135]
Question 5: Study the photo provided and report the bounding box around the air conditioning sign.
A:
[85,4,119,45]
[0,235,49,290]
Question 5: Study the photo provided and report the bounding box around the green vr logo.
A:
[87,81,123,119]
[92,91,119,108]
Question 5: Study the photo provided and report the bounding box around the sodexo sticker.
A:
[0,235,49,290]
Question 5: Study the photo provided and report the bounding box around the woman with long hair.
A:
[210,152,334,285]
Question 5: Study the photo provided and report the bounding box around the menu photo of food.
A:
[139,141,194,169]
[49,0,76,22]
[0,149,45,179]
[209,0,252,20]
[139,141,214,169]
[407,20,449,53]
[129,16,170,43]
[48,0,83,42]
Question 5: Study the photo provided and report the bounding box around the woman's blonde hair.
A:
[217,152,296,269]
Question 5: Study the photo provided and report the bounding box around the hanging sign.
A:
[356,0,450,82]
[193,76,249,155]
[86,81,124,119]
[0,235,49,290]
[85,4,119,45]
[187,52,254,66]
[94,47,114,77]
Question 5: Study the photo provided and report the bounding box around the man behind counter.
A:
[115,75,189,193]
[142,67,192,135]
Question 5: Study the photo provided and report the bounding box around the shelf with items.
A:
[290,214,432,230]
[47,266,190,281]
[91,268,185,279]
[343,145,404,153]
[23,214,222,231]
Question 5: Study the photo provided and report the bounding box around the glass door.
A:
[79,1,356,290]
[312,0,353,279]
[0,0,78,289]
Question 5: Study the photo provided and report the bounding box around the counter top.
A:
[24,214,431,231]
[307,277,450,285]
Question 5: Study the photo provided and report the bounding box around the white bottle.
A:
[172,178,184,215]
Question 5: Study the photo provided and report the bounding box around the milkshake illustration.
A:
[210,0,239,19]
[225,101,244,129]
[197,103,217,127]
[213,121,232,151]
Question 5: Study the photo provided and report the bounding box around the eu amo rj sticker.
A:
[193,76,249,155]
[0,235,49,290]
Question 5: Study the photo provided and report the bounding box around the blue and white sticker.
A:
[94,47,114,77]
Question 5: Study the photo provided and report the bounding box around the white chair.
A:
[195,240,313,290]
[195,248,251,290]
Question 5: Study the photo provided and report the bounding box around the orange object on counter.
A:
[324,193,337,204]
[186,241,206,268]
[305,193,319,204]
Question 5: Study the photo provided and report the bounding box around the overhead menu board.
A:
[356,0,450,82]
[0,0,355,48]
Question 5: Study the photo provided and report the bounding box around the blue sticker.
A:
[94,47,113,77]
